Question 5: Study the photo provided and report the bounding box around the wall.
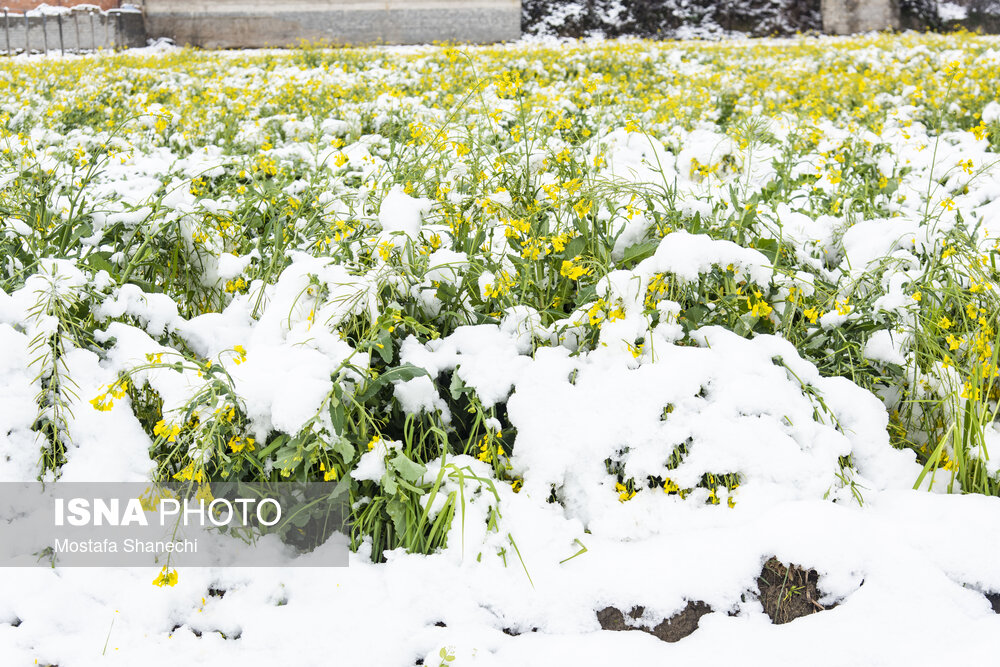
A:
[3,1,120,11]
[0,8,145,53]
[821,0,901,34]
[141,0,521,48]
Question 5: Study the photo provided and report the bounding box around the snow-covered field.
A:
[2,33,1000,665]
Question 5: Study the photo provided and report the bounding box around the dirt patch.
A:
[756,557,834,624]
[597,601,713,642]
[985,592,1000,614]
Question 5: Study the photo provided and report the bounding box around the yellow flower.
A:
[573,199,593,218]
[587,300,606,327]
[750,291,772,318]
[803,307,820,324]
[946,334,963,351]
[109,379,129,399]
[152,566,178,588]
[560,256,592,281]
[938,316,953,329]
[90,393,113,412]
[195,483,214,504]
[228,435,254,453]
[960,382,981,401]
[233,345,247,365]
[482,270,515,299]
[550,232,572,252]
[153,420,181,443]
[912,291,922,302]
[520,238,549,261]
[615,482,636,502]
[225,277,247,293]
[173,463,204,483]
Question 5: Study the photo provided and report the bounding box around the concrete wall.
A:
[4,1,120,11]
[1,8,145,54]
[141,0,521,48]
[821,0,900,34]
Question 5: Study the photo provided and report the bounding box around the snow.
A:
[3,32,1000,667]
[983,101,1000,124]
[638,230,772,286]
[938,2,969,21]
[378,185,434,241]
[3,489,1000,665]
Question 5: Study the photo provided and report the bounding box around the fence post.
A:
[57,13,63,56]
[3,9,9,57]
[90,10,96,51]
[41,13,47,54]
[74,11,80,54]
[23,11,27,55]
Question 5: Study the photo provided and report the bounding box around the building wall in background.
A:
[3,1,119,12]
[142,0,522,47]
[821,0,900,34]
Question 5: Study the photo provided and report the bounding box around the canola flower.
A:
[152,566,178,587]
[559,256,591,281]
[8,29,997,542]
[153,420,181,443]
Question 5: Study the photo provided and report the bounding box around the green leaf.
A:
[735,312,757,336]
[449,371,467,400]
[680,304,708,330]
[620,239,659,267]
[68,222,94,246]
[375,330,393,364]
[575,284,597,305]
[755,238,780,264]
[355,364,428,404]
[385,496,407,535]
[689,211,702,234]
[85,251,116,276]
[330,436,354,464]
[435,282,458,303]
[389,452,426,484]
[257,434,289,461]
[380,364,430,384]
[563,235,586,259]
[328,395,346,434]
